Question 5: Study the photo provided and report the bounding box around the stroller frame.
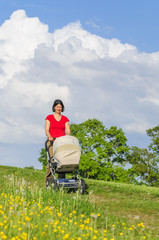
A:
[45,139,85,194]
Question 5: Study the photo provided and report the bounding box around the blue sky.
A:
[0,0,159,169]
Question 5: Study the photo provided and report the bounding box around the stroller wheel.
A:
[46,178,51,190]
[80,179,85,194]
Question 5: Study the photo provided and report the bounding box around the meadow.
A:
[0,165,159,240]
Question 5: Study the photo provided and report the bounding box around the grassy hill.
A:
[0,165,159,240]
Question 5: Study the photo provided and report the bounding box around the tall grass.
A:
[0,166,158,239]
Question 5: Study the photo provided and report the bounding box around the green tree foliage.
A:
[97,162,135,183]
[70,119,130,179]
[146,125,159,154]
[38,147,47,170]
[127,146,159,186]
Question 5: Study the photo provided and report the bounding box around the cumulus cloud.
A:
[0,9,159,145]
[0,9,52,88]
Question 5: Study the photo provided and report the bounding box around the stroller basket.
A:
[58,179,79,188]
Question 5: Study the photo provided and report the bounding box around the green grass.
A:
[86,179,159,234]
[0,165,159,240]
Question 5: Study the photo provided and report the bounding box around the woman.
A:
[45,99,71,180]
[45,99,71,140]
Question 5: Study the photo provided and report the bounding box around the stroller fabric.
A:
[53,135,81,172]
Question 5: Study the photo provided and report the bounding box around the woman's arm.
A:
[65,122,71,135]
[45,120,53,141]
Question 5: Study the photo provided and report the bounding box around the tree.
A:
[97,162,135,183]
[38,118,130,182]
[105,126,129,163]
[38,147,47,170]
[71,119,129,179]
[146,125,159,154]
[127,146,159,186]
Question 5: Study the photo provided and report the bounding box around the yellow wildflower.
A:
[63,233,69,239]
[25,216,31,222]
[92,236,97,239]
[1,234,7,239]
[79,224,85,229]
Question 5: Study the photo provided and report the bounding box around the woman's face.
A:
[54,104,62,114]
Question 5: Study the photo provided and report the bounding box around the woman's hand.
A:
[48,136,53,141]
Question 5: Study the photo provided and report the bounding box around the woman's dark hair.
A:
[52,99,65,112]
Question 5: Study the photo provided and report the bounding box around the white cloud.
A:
[52,21,136,59]
[141,97,159,106]
[0,9,52,88]
[123,123,148,134]
[0,9,159,146]
[85,19,100,29]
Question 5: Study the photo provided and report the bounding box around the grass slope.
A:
[0,165,159,240]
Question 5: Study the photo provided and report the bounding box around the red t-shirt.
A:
[45,114,69,138]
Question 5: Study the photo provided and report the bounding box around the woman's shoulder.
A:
[45,114,54,120]
[61,115,69,122]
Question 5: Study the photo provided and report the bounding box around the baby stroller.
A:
[45,135,86,194]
